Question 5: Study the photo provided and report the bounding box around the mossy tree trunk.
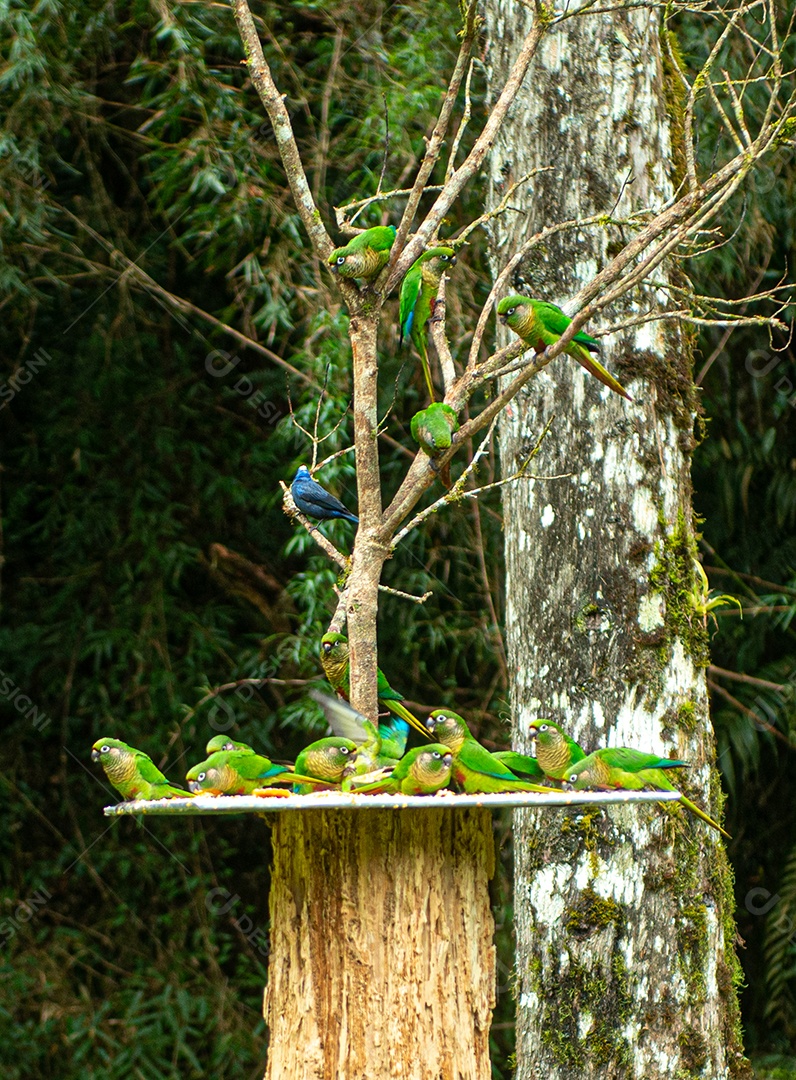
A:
[485,3,749,1077]
[263,808,496,1079]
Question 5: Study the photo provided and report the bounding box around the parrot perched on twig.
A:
[319,633,425,738]
[328,226,396,282]
[497,296,631,401]
[410,402,459,487]
[565,747,729,837]
[424,710,549,794]
[350,745,454,795]
[91,738,190,801]
[399,247,457,402]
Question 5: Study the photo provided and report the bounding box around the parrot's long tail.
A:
[386,700,429,738]
[573,346,632,401]
[677,795,731,839]
[418,341,437,404]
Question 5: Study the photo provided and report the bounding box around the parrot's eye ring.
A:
[336,256,346,265]
[507,306,515,315]
[539,724,548,732]
[198,772,206,782]
[101,745,110,753]
[567,772,577,783]
[341,747,351,756]
[431,752,442,761]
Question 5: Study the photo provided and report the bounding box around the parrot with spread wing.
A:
[319,633,425,739]
[527,720,587,781]
[497,296,631,401]
[308,689,407,787]
[410,402,459,487]
[205,735,254,755]
[328,225,396,282]
[424,710,548,794]
[350,745,454,795]
[290,466,358,526]
[186,750,322,796]
[399,247,457,402]
[292,736,359,793]
[565,747,729,837]
[91,738,190,800]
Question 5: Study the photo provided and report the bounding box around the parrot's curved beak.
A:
[424,716,435,732]
[498,312,508,324]
[443,753,453,768]
[322,642,332,655]
[187,780,201,793]
[91,748,100,761]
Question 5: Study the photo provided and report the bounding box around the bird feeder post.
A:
[262,807,496,1080]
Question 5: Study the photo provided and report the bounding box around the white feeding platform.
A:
[104,789,683,817]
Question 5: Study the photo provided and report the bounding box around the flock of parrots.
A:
[92,226,725,838]
[92,638,727,837]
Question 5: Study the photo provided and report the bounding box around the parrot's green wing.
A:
[362,225,397,252]
[134,753,174,786]
[599,747,687,773]
[462,739,541,783]
[492,750,545,780]
[399,265,423,343]
[309,689,378,746]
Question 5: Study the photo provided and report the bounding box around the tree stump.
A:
[264,807,496,1080]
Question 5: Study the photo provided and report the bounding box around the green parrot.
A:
[292,736,359,793]
[308,690,404,789]
[185,750,322,795]
[91,738,190,801]
[351,745,454,795]
[566,747,729,838]
[492,750,545,781]
[319,632,426,740]
[527,720,587,781]
[410,402,459,487]
[496,295,631,401]
[328,225,396,281]
[205,735,254,755]
[424,710,549,794]
[399,247,457,402]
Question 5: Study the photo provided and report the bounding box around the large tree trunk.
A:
[485,4,749,1077]
[264,808,495,1079]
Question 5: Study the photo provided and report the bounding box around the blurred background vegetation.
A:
[0,1,794,1076]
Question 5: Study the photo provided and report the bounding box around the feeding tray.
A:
[103,789,682,816]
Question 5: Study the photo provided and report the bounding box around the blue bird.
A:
[290,466,359,526]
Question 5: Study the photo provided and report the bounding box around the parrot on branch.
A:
[424,710,549,794]
[497,296,631,401]
[290,466,358,526]
[399,247,457,402]
[91,738,190,801]
[565,747,729,837]
[410,402,459,487]
[319,632,425,738]
[527,720,587,781]
[328,225,397,282]
[350,745,454,795]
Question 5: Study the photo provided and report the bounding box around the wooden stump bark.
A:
[263,808,496,1080]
